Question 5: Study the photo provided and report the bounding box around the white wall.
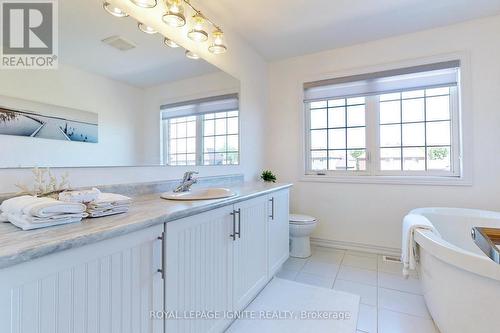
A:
[0,64,144,168]
[266,15,500,251]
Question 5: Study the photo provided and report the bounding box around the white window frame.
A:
[160,94,240,167]
[301,55,471,186]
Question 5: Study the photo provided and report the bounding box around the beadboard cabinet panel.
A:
[0,225,164,333]
[232,196,269,311]
[165,205,235,333]
[267,189,290,277]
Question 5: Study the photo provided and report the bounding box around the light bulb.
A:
[164,37,179,48]
[129,0,157,8]
[185,50,200,60]
[208,29,227,54]
[163,0,186,27]
[103,2,128,17]
[138,23,157,34]
[187,14,208,42]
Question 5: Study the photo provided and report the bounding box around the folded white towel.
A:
[0,195,86,218]
[87,207,129,218]
[58,188,100,203]
[88,192,132,206]
[401,214,439,277]
[14,212,88,224]
[8,213,83,231]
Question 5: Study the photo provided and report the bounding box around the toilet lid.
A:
[290,214,316,225]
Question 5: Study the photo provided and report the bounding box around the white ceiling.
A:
[205,0,500,60]
[59,0,219,88]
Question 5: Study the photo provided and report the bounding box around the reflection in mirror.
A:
[0,0,239,168]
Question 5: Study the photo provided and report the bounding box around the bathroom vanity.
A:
[0,182,290,333]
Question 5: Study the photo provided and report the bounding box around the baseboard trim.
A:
[310,237,401,257]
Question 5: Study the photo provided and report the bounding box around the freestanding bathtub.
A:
[408,208,500,333]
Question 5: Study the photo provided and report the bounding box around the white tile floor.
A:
[277,246,440,333]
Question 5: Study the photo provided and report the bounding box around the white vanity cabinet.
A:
[164,188,290,333]
[267,189,290,277]
[0,225,164,333]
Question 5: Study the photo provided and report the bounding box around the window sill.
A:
[300,174,472,186]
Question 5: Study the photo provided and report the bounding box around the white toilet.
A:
[289,214,318,258]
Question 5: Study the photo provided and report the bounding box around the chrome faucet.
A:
[173,171,199,193]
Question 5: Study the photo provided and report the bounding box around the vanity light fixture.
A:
[138,22,157,34]
[162,0,186,27]
[129,0,157,8]
[187,13,208,42]
[164,37,180,48]
[103,2,128,17]
[185,50,200,60]
[208,29,227,54]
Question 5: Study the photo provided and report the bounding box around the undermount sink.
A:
[161,188,236,201]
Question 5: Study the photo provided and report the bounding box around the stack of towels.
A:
[0,196,87,230]
[0,188,132,231]
[59,188,132,218]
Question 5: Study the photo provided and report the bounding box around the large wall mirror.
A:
[0,0,239,168]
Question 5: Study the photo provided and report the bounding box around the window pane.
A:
[204,119,214,136]
[328,107,345,128]
[215,136,226,152]
[347,97,365,105]
[186,138,196,153]
[347,127,365,149]
[177,139,186,154]
[311,130,327,149]
[380,124,401,147]
[215,118,227,135]
[380,92,400,101]
[328,150,346,170]
[347,149,366,171]
[227,135,238,151]
[403,147,425,171]
[310,109,327,129]
[204,137,214,153]
[402,98,424,122]
[215,112,227,119]
[169,123,177,137]
[186,121,196,137]
[170,139,177,154]
[426,87,449,97]
[427,146,451,171]
[204,153,215,165]
[227,117,238,134]
[347,105,365,126]
[227,152,239,165]
[402,90,424,99]
[380,101,400,124]
[311,101,327,109]
[328,129,346,149]
[177,122,186,137]
[311,150,327,170]
[328,99,345,107]
[380,148,401,170]
[402,123,425,146]
[427,121,450,146]
[426,96,450,121]
[186,154,196,165]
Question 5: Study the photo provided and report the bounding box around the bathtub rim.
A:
[411,207,500,282]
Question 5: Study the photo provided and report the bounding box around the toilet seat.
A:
[290,214,316,225]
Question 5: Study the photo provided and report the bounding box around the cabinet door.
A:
[233,195,269,311]
[0,225,164,333]
[165,205,234,333]
[267,189,290,277]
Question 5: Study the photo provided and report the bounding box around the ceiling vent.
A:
[101,36,137,51]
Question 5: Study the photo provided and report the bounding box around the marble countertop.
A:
[0,182,292,269]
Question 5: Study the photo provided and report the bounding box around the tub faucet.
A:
[174,171,198,192]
